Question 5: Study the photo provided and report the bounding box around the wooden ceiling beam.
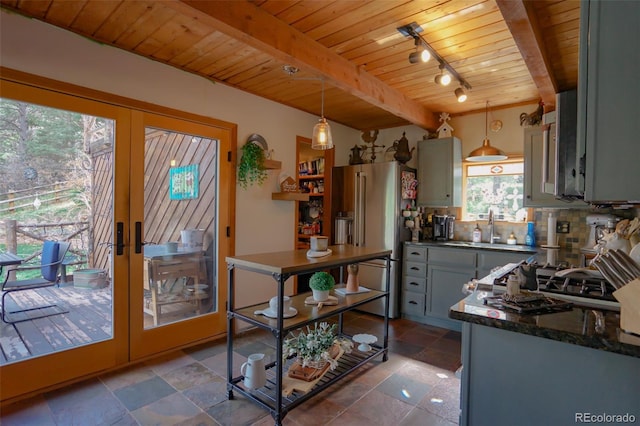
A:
[496,0,557,110]
[169,0,439,130]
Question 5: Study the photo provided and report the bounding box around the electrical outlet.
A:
[557,221,570,233]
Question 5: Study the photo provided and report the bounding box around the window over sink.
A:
[463,157,525,222]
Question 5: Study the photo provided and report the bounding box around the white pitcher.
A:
[240,353,266,389]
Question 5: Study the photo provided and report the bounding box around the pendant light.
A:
[465,101,507,162]
[311,78,333,150]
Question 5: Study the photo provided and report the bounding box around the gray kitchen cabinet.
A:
[417,137,462,207]
[402,243,532,331]
[523,127,579,208]
[402,245,427,317]
[577,0,640,203]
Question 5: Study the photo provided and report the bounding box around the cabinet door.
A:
[523,128,573,207]
[427,266,473,320]
[578,1,640,202]
[418,137,462,207]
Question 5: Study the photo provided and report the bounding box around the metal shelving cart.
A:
[225,245,391,425]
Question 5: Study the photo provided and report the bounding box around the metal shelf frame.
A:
[225,246,391,425]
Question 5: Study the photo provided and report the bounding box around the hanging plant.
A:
[238,142,268,189]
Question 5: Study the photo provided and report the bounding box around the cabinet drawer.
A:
[405,261,427,278]
[429,248,476,267]
[403,276,427,293]
[402,291,426,316]
[404,245,427,262]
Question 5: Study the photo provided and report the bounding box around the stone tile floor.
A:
[0,312,462,425]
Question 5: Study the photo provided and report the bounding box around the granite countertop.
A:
[406,240,538,253]
[406,240,586,266]
[449,289,640,358]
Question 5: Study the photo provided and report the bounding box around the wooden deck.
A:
[0,284,213,365]
[0,285,112,365]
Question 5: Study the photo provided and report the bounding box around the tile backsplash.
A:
[420,206,639,253]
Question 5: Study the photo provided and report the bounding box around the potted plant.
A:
[237,142,268,189]
[283,322,352,371]
[309,271,335,302]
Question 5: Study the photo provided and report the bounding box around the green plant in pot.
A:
[309,271,335,302]
[238,142,268,189]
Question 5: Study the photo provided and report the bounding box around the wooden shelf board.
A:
[272,192,309,201]
[299,174,324,180]
[263,159,281,170]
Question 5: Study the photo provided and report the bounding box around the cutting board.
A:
[281,346,344,397]
[304,295,338,305]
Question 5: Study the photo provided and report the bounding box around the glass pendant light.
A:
[312,79,333,150]
[465,101,507,162]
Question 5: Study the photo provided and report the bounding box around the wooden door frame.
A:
[0,68,237,403]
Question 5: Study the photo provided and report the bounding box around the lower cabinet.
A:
[402,243,532,331]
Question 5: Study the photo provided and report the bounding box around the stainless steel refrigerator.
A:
[331,162,416,318]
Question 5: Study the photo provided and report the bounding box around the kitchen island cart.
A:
[226,245,391,425]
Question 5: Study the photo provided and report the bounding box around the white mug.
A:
[269,296,291,313]
[240,353,266,389]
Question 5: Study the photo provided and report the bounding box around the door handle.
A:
[116,222,124,255]
[135,222,142,254]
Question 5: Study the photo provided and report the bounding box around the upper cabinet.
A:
[523,127,585,208]
[295,136,334,249]
[577,0,640,203]
[417,137,462,207]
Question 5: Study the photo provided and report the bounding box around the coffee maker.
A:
[433,215,455,241]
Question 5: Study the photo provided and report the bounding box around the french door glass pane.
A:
[0,98,114,364]
[142,127,217,329]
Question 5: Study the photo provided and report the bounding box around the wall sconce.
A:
[311,78,333,150]
[398,22,472,102]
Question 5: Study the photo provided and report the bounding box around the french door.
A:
[129,111,231,360]
[0,73,233,401]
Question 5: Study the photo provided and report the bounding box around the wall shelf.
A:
[263,159,282,170]
[272,192,309,201]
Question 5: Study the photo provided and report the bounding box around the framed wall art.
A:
[169,164,199,200]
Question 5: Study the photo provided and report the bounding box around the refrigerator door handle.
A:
[355,172,366,246]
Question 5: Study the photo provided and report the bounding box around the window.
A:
[463,159,525,222]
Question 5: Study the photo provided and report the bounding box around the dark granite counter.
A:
[407,240,585,266]
[450,289,640,358]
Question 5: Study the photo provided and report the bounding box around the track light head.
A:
[455,87,467,103]
[435,72,452,86]
[408,49,430,64]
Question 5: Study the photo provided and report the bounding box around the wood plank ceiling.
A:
[0,0,580,132]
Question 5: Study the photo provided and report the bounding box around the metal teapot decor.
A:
[349,144,365,165]
[393,132,414,164]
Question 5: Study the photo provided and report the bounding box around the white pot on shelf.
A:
[312,289,330,302]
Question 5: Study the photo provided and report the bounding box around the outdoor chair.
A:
[1,240,70,323]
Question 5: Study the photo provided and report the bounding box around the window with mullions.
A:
[464,161,525,222]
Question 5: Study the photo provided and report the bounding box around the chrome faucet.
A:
[488,210,500,244]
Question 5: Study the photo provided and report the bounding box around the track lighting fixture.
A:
[398,22,472,101]
[408,37,430,63]
[434,64,452,86]
[465,101,507,162]
[455,87,467,103]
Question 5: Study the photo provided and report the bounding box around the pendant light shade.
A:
[311,79,333,150]
[312,118,333,150]
[465,102,507,162]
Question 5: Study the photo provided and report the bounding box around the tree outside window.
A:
[464,161,525,222]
